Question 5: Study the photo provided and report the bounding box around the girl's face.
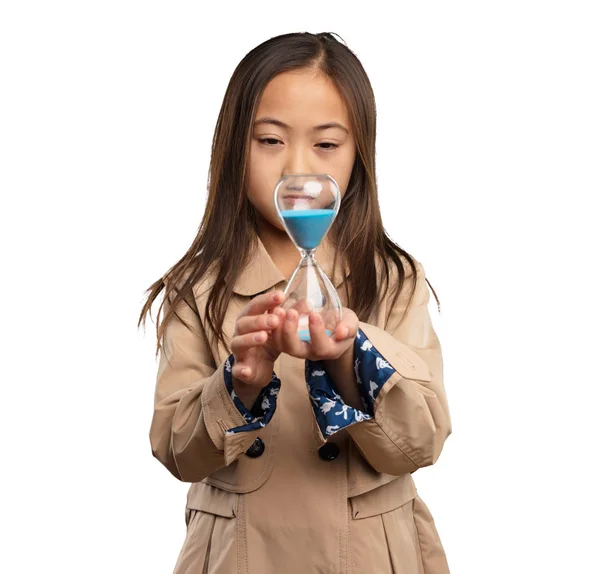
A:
[247,68,357,233]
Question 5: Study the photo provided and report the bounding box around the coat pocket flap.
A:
[186,480,238,518]
[350,474,417,520]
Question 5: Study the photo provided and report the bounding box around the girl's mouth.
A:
[283,195,314,201]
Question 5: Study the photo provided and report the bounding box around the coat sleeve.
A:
[347,260,452,475]
[149,284,280,482]
[307,260,452,476]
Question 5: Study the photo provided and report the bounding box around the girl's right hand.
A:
[230,290,286,400]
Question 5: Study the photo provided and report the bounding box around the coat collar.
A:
[232,236,348,297]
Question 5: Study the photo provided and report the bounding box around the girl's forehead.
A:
[255,70,351,128]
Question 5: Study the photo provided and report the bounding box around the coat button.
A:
[318,442,340,461]
[245,437,265,458]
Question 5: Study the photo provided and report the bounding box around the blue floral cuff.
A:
[305,360,372,438]
[223,354,281,434]
[305,328,397,438]
[353,328,396,415]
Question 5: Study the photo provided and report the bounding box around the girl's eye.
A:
[317,142,339,150]
[257,138,338,150]
[258,138,281,146]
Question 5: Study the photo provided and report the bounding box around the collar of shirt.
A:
[232,236,348,297]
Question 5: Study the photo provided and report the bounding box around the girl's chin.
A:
[255,210,286,233]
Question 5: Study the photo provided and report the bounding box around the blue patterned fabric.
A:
[223,354,281,434]
[353,328,396,415]
[305,328,397,437]
[305,361,372,437]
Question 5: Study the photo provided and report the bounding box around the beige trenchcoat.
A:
[150,238,452,573]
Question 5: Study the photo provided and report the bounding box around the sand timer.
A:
[273,173,343,342]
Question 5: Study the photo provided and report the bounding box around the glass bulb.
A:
[273,173,343,342]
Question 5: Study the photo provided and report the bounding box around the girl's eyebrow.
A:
[254,117,349,134]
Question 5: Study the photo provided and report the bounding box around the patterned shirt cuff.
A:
[223,353,281,434]
[305,359,372,438]
[353,328,397,415]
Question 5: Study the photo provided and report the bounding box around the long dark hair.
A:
[138,31,440,357]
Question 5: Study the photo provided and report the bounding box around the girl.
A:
[139,31,452,574]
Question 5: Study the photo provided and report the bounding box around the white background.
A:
[1,1,599,572]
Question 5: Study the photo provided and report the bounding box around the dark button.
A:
[245,437,265,458]
[318,442,340,461]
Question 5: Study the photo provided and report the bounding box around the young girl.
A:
[139,31,452,574]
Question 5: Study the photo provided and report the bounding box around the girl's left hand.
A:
[268,306,359,362]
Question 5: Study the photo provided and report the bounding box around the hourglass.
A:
[273,173,343,342]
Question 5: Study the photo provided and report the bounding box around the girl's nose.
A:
[283,147,313,176]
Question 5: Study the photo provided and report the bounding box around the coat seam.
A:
[413,500,426,573]
[202,515,216,574]
[338,458,342,573]
[236,493,248,573]
[376,412,423,469]
[381,513,396,572]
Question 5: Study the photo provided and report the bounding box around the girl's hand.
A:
[231,291,286,394]
[270,306,359,362]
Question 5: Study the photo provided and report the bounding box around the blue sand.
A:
[299,329,333,342]
[281,209,335,251]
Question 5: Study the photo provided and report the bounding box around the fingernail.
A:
[342,326,349,337]
[271,292,280,302]
[267,316,278,327]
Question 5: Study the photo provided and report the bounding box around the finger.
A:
[268,306,286,350]
[236,312,281,336]
[231,330,268,356]
[231,362,253,382]
[240,290,286,318]
[308,312,333,356]
[282,309,307,357]
[333,321,350,341]
[335,309,359,341]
